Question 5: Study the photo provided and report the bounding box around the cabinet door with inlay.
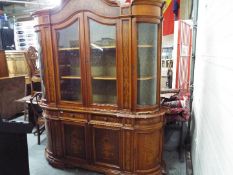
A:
[63,123,87,162]
[91,125,121,169]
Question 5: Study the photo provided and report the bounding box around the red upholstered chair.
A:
[161,89,190,162]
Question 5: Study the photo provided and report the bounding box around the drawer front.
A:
[60,111,86,120]
[91,115,120,123]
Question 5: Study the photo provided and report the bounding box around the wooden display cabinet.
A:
[34,0,166,174]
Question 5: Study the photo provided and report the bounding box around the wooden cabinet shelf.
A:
[61,76,81,79]
[58,44,116,51]
[138,45,153,48]
[92,76,116,80]
[91,44,116,49]
[137,77,155,80]
[59,47,80,51]
[34,0,164,174]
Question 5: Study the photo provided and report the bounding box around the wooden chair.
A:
[25,46,41,95]
[29,92,45,145]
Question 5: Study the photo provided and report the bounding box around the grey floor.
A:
[27,132,186,175]
[28,133,101,175]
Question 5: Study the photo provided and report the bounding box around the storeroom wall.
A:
[191,0,233,175]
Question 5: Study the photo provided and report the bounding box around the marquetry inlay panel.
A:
[64,124,86,160]
[94,128,120,166]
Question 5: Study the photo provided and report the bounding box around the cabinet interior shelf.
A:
[138,45,153,48]
[59,47,80,51]
[92,76,116,80]
[91,44,116,50]
[61,76,81,79]
[58,45,151,51]
[61,76,116,80]
[137,77,154,80]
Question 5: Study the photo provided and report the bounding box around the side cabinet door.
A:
[132,18,161,111]
[60,112,89,163]
[89,117,122,169]
[62,121,88,162]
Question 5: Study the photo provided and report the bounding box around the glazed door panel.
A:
[137,23,158,106]
[52,13,86,105]
[84,12,120,107]
[132,18,161,110]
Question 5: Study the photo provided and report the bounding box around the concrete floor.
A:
[28,133,101,175]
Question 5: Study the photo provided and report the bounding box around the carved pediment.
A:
[49,0,121,24]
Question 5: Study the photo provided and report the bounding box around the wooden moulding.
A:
[131,0,164,20]
[49,0,121,24]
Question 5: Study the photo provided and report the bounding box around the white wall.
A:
[192,0,233,175]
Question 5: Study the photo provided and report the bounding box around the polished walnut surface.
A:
[34,0,165,174]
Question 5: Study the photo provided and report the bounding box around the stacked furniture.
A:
[0,76,25,119]
[0,118,33,175]
[5,50,28,78]
[34,0,165,174]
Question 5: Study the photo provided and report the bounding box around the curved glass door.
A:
[89,19,117,104]
[56,21,82,102]
[137,23,158,106]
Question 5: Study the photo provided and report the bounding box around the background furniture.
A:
[0,119,33,175]
[30,92,45,145]
[5,50,33,97]
[161,90,190,162]
[25,46,41,95]
[0,76,25,119]
[34,0,165,174]
[0,50,9,77]
[5,50,28,77]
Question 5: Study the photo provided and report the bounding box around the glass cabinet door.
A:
[56,21,82,102]
[89,19,117,104]
[137,23,158,106]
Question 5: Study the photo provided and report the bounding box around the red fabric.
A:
[163,1,174,36]
[162,91,190,121]
[175,21,192,90]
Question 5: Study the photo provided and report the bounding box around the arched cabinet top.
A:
[33,0,165,25]
[33,0,121,25]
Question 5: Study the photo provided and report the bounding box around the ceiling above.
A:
[1,0,60,20]
[1,0,129,20]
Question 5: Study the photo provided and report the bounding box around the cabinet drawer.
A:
[60,111,86,120]
[135,116,162,126]
[91,115,119,123]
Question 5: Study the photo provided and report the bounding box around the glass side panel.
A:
[36,32,46,99]
[56,21,82,102]
[137,23,158,106]
[89,19,117,104]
